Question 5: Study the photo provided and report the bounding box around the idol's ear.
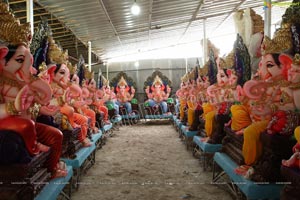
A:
[0,46,9,60]
[227,69,232,77]
[0,46,8,71]
[279,53,293,67]
[279,53,293,80]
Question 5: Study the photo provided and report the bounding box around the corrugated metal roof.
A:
[7,0,292,62]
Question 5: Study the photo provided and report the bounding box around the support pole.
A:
[185,58,188,73]
[26,0,34,35]
[98,67,102,87]
[203,18,207,65]
[264,0,272,37]
[88,41,92,71]
[106,63,108,80]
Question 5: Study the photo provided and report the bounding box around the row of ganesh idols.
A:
[0,1,173,181]
[175,5,300,183]
[101,70,173,118]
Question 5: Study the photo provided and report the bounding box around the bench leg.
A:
[82,150,96,174]
[186,137,195,151]
[107,129,114,137]
[179,128,183,139]
[60,178,72,200]
[203,153,207,171]
[96,139,103,150]
[112,123,120,131]
[212,160,225,182]
[202,153,214,171]
[212,160,246,200]
[72,168,80,191]
[185,136,189,150]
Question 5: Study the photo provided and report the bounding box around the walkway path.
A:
[72,121,232,200]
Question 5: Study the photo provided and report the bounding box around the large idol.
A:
[0,3,67,178]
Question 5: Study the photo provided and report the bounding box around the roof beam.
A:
[52,30,71,35]
[53,34,73,39]
[98,0,122,46]
[8,0,25,5]
[51,26,67,31]
[13,7,64,13]
[178,0,205,43]
[57,38,76,43]
[61,42,85,46]
[18,13,66,20]
[14,7,45,13]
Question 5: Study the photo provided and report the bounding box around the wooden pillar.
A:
[203,18,207,65]
[264,0,272,37]
[88,41,92,71]
[26,0,34,35]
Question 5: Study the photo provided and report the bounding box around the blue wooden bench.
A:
[61,142,96,190]
[144,114,173,120]
[110,115,122,130]
[180,125,198,150]
[91,131,103,149]
[110,115,122,123]
[120,114,140,125]
[121,114,140,119]
[193,136,222,171]
[213,152,283,200]
[35,165,73,200]
[174,118,183,133]
[101,123,112,132]
[101,123,113,137]
[172,114,177,122]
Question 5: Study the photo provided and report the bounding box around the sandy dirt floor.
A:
[71,120,233,200]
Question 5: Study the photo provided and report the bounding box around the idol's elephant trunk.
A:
[29,78,52,105]
[243,80,268,100]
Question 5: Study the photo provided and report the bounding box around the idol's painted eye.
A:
[267,64,274,68]
[15,58,24,63]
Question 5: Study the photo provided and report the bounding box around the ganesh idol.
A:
[188,67,211,131]
[68,62,98,133]
[176,73,189,122]
[115,76,135,115]
[185,69,198,127]
[233,23,299,175]
[84,68,111,125]
[0,2,67,179]
[272,53,300,169]
[203,58,229,141]
[205,35,252,144]
[47,37,92,147]
[99,75,120,117]
[145,75,171,114]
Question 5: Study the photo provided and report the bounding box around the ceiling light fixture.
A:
[131,0,140,15]
[134,61,139,67]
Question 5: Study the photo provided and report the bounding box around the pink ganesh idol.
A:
[68,62,98,133]
[47,37,91,147]
[282,127,300,168]
[234,24,297,175]
[100,76,120,116]
[0,3,67,179]
[145,75,171,114]
[115,76,135,115]
[84,68,110,125]
[202,57,230,142]
[176,74,189,121]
